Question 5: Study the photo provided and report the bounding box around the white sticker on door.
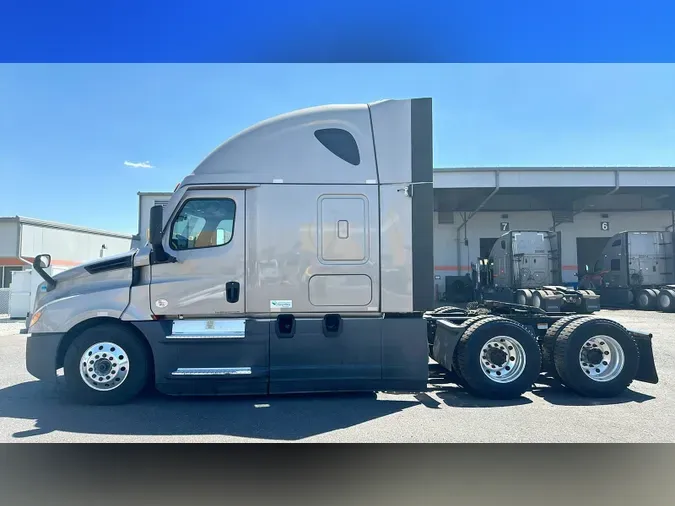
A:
[270,300,292,310]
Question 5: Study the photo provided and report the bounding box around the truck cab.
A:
[24,98,435,404]
[474,230,599,313]
[579,231,675,310]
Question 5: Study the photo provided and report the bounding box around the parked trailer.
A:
[579,231,675,312]
[473,230,600,314]
[24,98,657,405]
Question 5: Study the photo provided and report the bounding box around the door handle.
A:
[226,281,240,303]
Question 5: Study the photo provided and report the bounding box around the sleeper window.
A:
[170,198,235,250]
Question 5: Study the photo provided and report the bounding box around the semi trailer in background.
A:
[579,230,675,311]
[472,230,600,314]
[23,97,657,405]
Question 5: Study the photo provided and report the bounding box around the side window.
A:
[314,128,361,166]
[169,198,235,250]
[612,239,622,247]
[610,259,621,271]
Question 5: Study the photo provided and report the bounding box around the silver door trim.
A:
[167,319,246,339]
[171,367,252,376]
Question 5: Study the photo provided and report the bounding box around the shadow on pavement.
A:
[531,375,656,406]
[0,380,418,441]
[426,363,533,408]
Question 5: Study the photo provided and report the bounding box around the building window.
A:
[314,128,361,166]
[169,198,236,250]
[2,266,24,288]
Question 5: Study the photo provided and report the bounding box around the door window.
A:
[169,198,236,250]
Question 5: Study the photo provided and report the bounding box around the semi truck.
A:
[579,230,675,312]
[24,97,658,405]
[472,230,600,314]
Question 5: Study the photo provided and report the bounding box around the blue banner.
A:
[1,0,673,62]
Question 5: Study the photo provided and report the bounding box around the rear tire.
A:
[553,318,639,397]
[657,289,675,312]
[515,290,531,306]
[456,317,541,399]
[450,315,495,386]
[635,289,655,310]
[531,290,544,309]
[541,314,591,374]
[63,323,151,405]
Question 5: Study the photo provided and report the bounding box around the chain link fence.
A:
[0,289,9,315]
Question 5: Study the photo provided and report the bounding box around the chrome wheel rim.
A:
[79,342,130,391]
[481,336,527,383]
[578,334,624,382]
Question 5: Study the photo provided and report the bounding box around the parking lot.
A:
[0,310,673,443]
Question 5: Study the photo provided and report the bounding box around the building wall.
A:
[0,221,18,257]
[433,210,674,293]
[19,223,132,264]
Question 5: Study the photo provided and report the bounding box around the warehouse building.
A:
[134,166,675,303]
[0,216,133,313]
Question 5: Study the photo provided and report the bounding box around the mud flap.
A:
[541,293,563,313]
[630,331,659,384]
[431,320,462,372]
[579,290,601,313]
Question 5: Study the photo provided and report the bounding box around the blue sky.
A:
[1,64,674,234]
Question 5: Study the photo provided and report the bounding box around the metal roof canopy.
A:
[433,167,675,213]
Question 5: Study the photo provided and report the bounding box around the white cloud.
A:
[124,160,155,169]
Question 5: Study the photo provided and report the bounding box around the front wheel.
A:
[63,323,151,405]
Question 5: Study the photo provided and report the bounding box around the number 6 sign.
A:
[601,221,610,231]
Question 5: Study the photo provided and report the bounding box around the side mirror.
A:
[35,253,51,268]
[149,205,169,262]
[32,254,56,290]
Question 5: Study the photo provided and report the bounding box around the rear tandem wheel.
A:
[552,317,639,397]
[454,317,542,399]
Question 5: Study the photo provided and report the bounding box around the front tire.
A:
[456,317,541,399]
[553,318,639,397]
[63,323,151,405]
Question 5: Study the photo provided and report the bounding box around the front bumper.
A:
[25,332,65,382]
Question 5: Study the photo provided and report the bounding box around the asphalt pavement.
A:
[0,310,673,442]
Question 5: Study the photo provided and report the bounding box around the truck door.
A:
[150,189,245,316]
[149,189,268,395]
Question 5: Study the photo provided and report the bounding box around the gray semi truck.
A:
[24,98,657,404]
[579,230,675,311]
[472,230,600,314]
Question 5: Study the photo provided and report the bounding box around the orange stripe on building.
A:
[562,265,579,271]
[0,257,81,267]
[435,265,472,271]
